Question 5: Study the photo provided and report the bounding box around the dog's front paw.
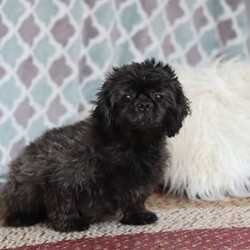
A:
[120,211,158,225]
[51,219,90,232]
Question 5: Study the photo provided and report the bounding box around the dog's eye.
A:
[122,95,133,102]
[155,94,163,101]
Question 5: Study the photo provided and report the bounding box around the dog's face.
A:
[93,59,190,137]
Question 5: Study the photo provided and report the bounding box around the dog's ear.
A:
[92,82,114,129]
[165,81,191,137]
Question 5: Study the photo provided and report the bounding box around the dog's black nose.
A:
[137,101,153,112]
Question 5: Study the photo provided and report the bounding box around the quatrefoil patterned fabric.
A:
[0,0,249,180]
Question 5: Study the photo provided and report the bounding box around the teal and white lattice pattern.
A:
[0,0,249,179]
[0,0,83,178]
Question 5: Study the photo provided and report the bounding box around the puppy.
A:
[0,59,190,232]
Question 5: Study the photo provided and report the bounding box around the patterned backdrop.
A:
[0,0,250,180]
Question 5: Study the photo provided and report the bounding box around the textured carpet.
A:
[0,193,250,249]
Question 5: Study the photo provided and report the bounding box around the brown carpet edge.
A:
[3,227,250,250]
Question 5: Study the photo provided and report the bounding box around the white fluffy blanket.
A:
[165,61,250,200]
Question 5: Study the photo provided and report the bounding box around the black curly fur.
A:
[0,59,190,232]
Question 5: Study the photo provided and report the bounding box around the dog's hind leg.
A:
[2,179,45,227]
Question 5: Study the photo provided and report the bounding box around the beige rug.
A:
[0,192,250,249]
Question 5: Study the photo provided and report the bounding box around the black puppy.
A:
[0,59,190,232]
